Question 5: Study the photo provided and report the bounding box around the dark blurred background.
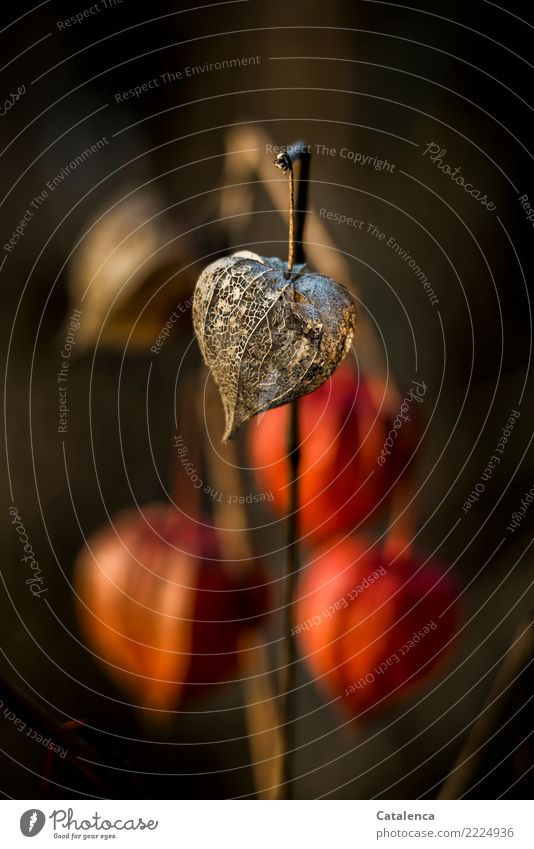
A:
[0,0,533,799]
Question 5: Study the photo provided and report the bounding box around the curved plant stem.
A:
[275,142,310,272]
[274,142,310,798]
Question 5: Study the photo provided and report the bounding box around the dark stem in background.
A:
[274,142,310,799]
[438,611,534,799]
[0,663,124,797]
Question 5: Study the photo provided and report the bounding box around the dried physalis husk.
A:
[69,188,198,349]
[193,251,357,441]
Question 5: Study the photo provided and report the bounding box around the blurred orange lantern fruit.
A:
[295,535,459,718]
[248,361,416,542]
[74,503,269,712]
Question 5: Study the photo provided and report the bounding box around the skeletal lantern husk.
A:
[68,187,199,350]
[193,251,357,441]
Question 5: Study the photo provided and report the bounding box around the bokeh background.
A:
[1,0,533,799]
